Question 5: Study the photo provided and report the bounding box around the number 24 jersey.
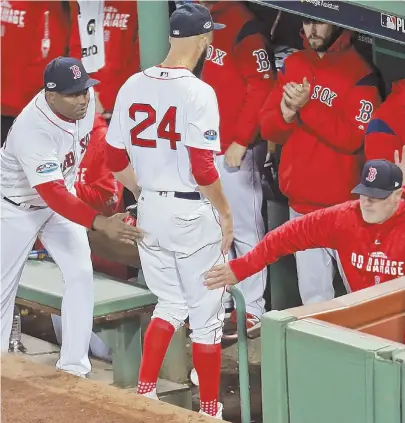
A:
[106,66,221,193]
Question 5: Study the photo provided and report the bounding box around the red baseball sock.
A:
[136,318,175,395]
[192,342,221,416]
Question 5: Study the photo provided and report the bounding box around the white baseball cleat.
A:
[140,389,159,400]
[199,402,223,420]
[190,367,199,386]
[58,368,88,379]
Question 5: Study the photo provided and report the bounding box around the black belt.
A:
[158,191,201,200]
[2,196,48,210]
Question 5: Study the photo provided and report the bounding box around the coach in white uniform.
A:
[105,4,232,418]
[0,57,142,377]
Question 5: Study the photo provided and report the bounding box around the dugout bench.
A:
[16,259,159,388]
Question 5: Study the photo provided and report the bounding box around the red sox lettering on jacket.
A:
[201,1,274,153]
[260,30,382,214]
[230,200,405,292]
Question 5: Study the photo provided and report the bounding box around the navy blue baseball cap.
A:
[352,160,403,199]
[170,3,225,38]
[44,56,99,94]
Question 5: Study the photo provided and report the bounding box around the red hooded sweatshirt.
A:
[365,79,405,162]
[231,200,405,293]
[69,1,140,112]
[75,114,124,216]
[260,30,381,214]
[1,1,70,116]
[201,2,274,153]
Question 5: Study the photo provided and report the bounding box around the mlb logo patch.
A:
[381,13,397,30]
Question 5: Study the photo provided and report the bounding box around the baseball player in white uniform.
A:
[105,4,231,419]
[0,57,142,377]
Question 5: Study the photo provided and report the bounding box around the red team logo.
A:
[366,167,377,183]
[70,65,82,80]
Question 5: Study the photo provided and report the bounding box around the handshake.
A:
[92,203,143,245]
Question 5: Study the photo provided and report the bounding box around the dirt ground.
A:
[1,355,221,423]
[19,313,263,423]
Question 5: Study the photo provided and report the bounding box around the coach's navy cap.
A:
[170,3,225,38]
[352,160,403,199]
[44,57,99,94]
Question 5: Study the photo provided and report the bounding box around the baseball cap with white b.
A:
[44,56,99,95]
[351,159,403,199]
[170,3,225,38]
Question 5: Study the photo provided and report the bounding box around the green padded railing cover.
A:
[261,312,405,423]
[17,260,157,318]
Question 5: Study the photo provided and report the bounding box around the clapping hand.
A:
[394,145,405,185]
[283,77,311,111]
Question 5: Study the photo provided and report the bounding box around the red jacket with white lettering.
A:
[1,1,70,116]
[260,30,381,214]
[201,2,274,153]
[75,114,124,216]
[230,200,405,292]
[69,1,140,112]
[365,79,405,162]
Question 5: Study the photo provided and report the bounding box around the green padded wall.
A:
[261,312,405,423]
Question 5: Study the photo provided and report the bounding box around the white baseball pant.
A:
[51,314,112,362]
[289,207,349,304]
[0,199,94,375]
[216,147,267,318]
[136,190,225,344]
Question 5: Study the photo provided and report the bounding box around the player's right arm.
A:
[186,83,233,254]
[205,203,344,289]
[14,130,142,244]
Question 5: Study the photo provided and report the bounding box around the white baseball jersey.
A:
[106,66,221,193]
[0,88,95,207]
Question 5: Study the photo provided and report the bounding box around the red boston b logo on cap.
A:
[366,167,377,183]
[70,65,82,80]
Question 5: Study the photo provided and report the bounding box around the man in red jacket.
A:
[69,1,140,119]
[205,156,405,294]
[1,1,70,145]
[75,114,123,216]
[365,79,405,182]
[200,1,274,333]
[260,19,381,305]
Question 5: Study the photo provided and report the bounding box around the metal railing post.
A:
[229,286,251,423]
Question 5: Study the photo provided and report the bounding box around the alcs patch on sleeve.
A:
[36,162,59,174]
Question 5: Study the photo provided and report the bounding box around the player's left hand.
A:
[394,145,405,184]
[225,142,247,168]
[204,262,239,290]
[283,77,311,110]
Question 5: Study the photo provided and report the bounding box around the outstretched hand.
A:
[204,262,239,290]
[93,212,144,244]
